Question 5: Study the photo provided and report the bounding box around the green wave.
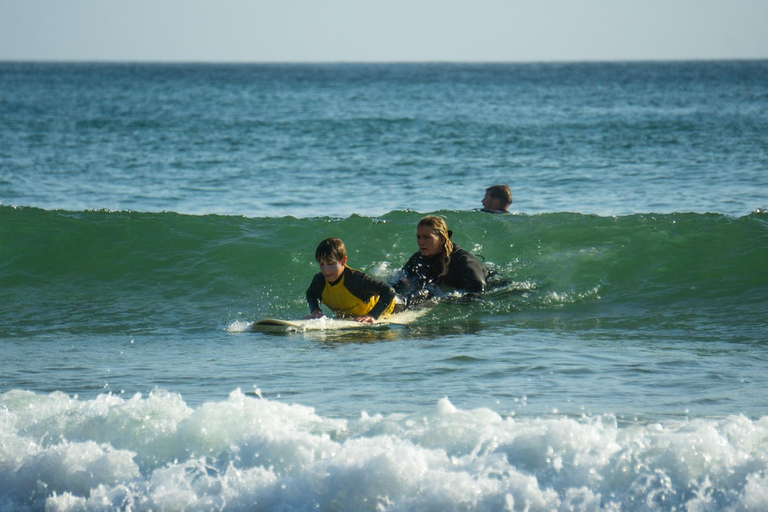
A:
[1,206,765,336]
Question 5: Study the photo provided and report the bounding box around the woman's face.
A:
[416,225,443,257]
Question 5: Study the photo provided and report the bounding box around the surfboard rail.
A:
[251,309,427,332]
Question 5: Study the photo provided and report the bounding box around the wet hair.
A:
[486,185,512,208]
[417,216,453,278]
[315,237,347,263]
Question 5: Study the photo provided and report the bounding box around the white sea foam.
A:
[2,389,768,511]
[225,320,253,333]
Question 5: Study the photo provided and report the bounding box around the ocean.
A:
[1,61,767,511]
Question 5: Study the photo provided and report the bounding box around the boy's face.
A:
[318,256,347,282]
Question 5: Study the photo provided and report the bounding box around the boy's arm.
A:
[352,272,396,320]
[305,273,325,314]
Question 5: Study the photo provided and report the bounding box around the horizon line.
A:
[2,57,767,65]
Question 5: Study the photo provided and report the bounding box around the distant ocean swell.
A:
[2,389,768,511]
[1,205,765,336]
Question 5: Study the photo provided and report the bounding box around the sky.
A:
[1,0,767,63]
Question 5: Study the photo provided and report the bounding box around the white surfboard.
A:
[252,318,388,332]
[251,309,427,333]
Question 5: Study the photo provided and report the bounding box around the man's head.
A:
[482,185,512,213]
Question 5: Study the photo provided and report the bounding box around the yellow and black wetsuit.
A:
[306,266,396,319]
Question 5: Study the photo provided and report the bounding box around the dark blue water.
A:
[1,61,765,217]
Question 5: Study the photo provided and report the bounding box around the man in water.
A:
[481,185,512,214]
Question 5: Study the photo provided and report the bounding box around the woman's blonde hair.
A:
[417,216,453,278]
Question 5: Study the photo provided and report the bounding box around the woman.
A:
[393,216,488,301]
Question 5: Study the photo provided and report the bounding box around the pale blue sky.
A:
[1,0,767,62]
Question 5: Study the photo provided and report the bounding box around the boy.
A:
[306,238,396,324]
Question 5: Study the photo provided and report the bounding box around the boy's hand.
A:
[305,309,325,319]
[354,315,375,324]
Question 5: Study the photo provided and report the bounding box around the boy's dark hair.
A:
[315,238,347,262]
[486,184,512,207]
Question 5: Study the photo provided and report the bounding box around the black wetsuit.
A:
[394,244,488,296]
